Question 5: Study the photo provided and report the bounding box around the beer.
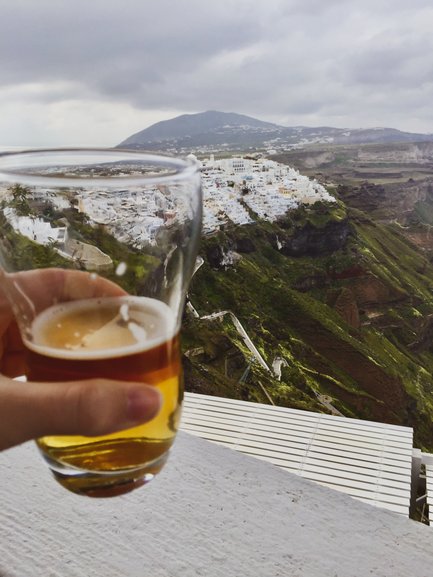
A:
[24,296,182,497]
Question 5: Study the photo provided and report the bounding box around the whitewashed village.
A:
[1,156,335,262]
[199,155,334,233]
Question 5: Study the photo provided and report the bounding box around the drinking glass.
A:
[0,149,201,497]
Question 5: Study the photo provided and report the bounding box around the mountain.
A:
[118,110,283,151]
[117,110,433,152]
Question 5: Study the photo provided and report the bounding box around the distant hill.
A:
[117,110,433,152]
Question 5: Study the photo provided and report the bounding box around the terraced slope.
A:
[183,201,433,450]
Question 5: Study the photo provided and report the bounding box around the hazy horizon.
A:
[1,0,433,146]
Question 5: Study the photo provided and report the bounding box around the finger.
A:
[1,321,25,376]
[0,377,162,451]
[1,351,26,379]
[0,270,126,375]
[63,270,126,301]
[0,282,15,341]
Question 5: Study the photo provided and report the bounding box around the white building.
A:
[200,156,335,234]
[1,155,336,248]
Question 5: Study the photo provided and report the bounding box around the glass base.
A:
[45,452,169,497]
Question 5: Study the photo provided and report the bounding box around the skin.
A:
[0,269,161,451]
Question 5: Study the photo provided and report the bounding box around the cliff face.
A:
[276,219,351,257]
[206,217,351,268]
[356,142,433,163]
[183,201,433,450]
[275,142,433,172]
[337,180,433,222]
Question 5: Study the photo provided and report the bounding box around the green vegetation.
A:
[183,202,433,450]
[0,189,160,296]
[0,208,72,271]
[63,213,160,294]
[3,181,433,450]
[9,184,31,216]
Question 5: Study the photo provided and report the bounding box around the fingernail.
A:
[126,386,162,423]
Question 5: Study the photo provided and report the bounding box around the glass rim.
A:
[0,147,200,187]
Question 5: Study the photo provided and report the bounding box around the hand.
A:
[0,269,161,451]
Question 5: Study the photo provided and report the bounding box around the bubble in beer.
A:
[120,303,129,322]
[127,321,147,343]
[115,262,127,276]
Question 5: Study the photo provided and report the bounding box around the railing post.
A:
[411,448,423,518]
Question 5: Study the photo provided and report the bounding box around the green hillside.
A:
[3,182,433,450]
[183,201,433,451]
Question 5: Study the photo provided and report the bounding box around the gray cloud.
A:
[0,0,433,145]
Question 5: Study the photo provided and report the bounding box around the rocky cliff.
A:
[183,201,433,451]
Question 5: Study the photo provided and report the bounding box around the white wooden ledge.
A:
[181,392,414,515]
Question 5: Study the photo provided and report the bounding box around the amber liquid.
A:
[24,297,182,497]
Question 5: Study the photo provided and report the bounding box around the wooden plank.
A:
[182,407,412,446]
[181,411,412,446]
[181,418,412,464]
[184,434,410,487]
[180,393,413,515]
[184,393,412,435]
[233,445,409,493]
[234,453,410,505]
[300,464,410,493]
[181,406,413,442]
[181,416,412,458]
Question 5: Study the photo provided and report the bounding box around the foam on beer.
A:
[25,296,176,360]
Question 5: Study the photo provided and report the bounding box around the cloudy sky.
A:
[1,0,433,146]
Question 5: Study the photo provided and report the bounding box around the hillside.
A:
[3,154,433,450]
[116,111,433,450]
[117,110,433,153]
[273,142,433,233]
[118,110,284,151]
[182,200,433,451]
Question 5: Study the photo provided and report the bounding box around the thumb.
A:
[0,376,162,451]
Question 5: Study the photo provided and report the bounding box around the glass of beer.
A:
[0,149,202,497]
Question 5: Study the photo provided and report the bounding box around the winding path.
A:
[188,256,342,414]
